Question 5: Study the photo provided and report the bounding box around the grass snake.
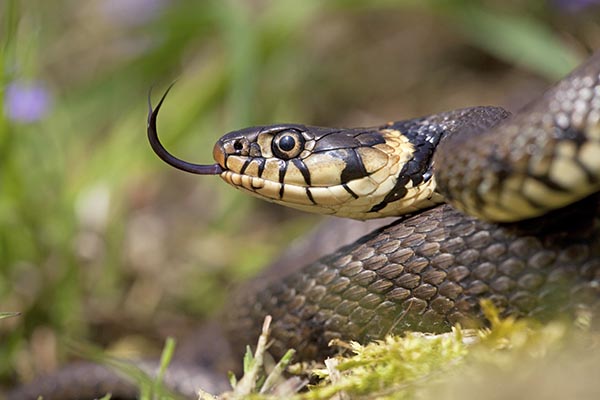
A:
[146,51,600,361]
[8,50,600,399]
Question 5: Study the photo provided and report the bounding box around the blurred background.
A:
[0,0,599,391]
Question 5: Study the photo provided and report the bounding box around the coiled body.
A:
[228,198,600,360]
[219,52,600,360]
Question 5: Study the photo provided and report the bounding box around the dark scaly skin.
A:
[6,360,229,400]
[435,51,600,221]
[227,196,600,361]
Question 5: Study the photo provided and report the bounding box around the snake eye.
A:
[272,130,305,160]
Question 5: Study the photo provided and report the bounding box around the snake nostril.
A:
[213,142,226,168]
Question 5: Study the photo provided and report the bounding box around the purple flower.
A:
[4,81,52,123]
[101,0,166,27]
[553,0,600,12]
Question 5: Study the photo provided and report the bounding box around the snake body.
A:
[228,198,600,361]
[8,51,600,399]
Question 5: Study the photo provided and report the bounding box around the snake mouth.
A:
[147,84,224,175]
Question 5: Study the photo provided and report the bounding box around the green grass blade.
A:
[453,5,580,79]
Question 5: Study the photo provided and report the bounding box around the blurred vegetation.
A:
[0,0,599,393]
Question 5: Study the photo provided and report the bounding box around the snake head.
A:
[148,86,442,219]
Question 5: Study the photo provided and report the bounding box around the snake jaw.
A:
[147,84,224,175]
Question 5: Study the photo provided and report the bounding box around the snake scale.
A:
[8,51,600,399]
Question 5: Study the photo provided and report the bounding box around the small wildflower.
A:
[4,81,52,123]
[552,0,600,12]
[101,0,166,27]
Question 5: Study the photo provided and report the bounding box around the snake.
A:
[8,51,600,399]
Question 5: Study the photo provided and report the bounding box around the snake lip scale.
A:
[8,51,600,399]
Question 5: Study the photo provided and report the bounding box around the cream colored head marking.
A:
[148,87,443,220]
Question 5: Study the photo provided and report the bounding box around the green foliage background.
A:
[0,0,598,391]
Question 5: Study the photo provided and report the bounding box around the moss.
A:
[215,301,598,400]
